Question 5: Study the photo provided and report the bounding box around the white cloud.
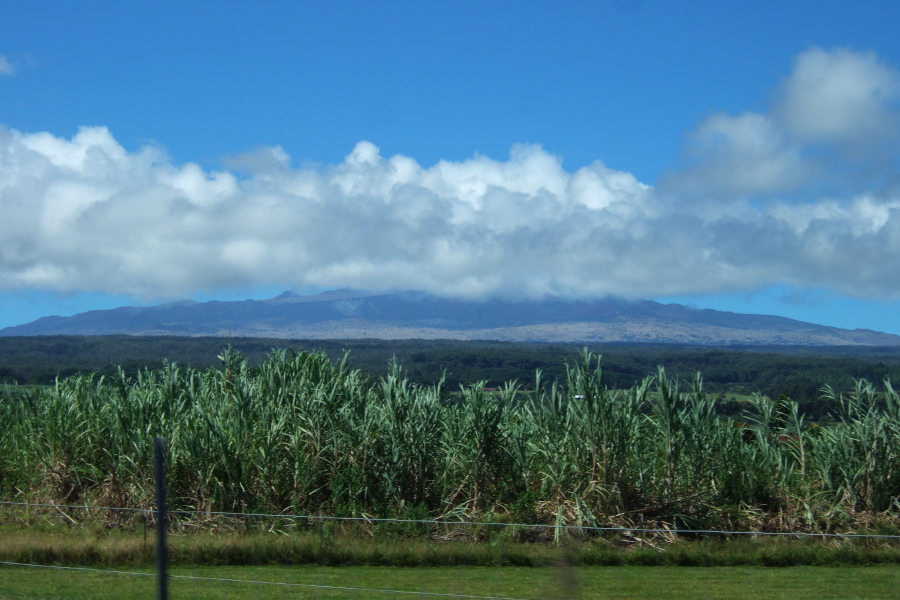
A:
[776,47,900,145]
[665,47,900,200]
[670,111,813,198]
[3,48,900,302]
[0,55,14,76]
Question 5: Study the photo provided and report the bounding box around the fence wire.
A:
[2,500,899,540]
[0,560,528,600]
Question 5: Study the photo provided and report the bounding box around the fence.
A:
[5,500,900,541]
[1,437,543,599]
[3,438,900,599]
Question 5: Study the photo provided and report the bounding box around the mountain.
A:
[2,289,899,346]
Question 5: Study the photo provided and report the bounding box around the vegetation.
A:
[2,347,899,536]
[2,527,900,568]
[2,564,899,600]
[4,335,900,421]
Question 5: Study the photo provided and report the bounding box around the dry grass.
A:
[2,526,900,568]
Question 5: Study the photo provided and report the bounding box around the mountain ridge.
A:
[2,290,898,346]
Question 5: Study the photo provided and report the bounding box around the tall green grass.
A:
[1,348,899,534]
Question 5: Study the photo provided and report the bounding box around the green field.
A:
[3,527,899,569]
[5,335,900,418]
[1,564,898,599]
[3,344,900,600]
[3,346,900,537]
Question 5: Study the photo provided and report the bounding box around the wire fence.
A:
[4,496,900,599]
[0,561,529,599]
[0,432,538,600]
[3,500,900,540]
[3,423,899,600]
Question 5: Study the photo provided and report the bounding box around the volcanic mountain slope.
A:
[2,289,899,346]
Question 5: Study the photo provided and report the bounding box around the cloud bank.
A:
[2,47,900,302]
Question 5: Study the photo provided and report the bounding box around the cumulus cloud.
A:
[665,46,900,200]
[0,55,14,76]
[777,47,900,145]
[2,47,900,302]
[674,111,814,198]
[0,125,655,299]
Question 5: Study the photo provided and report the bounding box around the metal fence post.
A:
[155,437,169,600]
[318,513,325,566]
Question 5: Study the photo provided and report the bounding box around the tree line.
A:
[3,335,900,420]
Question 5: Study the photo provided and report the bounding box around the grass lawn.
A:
[0,564,898,599]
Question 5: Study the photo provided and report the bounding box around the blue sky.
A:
[3,0,900,334]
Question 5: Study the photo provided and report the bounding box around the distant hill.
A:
[2,289,899,346]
